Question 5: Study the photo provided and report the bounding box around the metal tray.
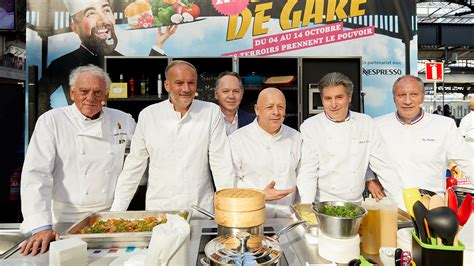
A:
[290,204,319,236]
[62,210,191,248]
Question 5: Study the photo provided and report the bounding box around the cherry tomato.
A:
[182,3,200,18]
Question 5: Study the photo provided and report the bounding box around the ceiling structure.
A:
[417,0,474,64]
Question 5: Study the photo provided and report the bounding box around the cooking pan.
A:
[191,205,264,236]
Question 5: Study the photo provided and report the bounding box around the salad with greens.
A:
[320,205,363,218]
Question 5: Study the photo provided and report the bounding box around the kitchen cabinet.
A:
[105,56,169,121]
[237,57,300,130]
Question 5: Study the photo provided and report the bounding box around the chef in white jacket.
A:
[229,88,301,218]
[297,72,402,204]
[459,98,474,149]
[111,60,234,213]
[375,75,473,199]
[20,65,136,255]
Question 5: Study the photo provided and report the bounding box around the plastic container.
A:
[49,237,87,265]
[318,229,360,263]
[379,198,398,247]
[397,228,413,253]
[412,231,464,266]
[361,197,380,254]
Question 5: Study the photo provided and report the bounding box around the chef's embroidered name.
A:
[227,0,367,41]
[422,138,436,142]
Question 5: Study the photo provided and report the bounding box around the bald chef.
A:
[20,65,136,255]
[229,88,301,218]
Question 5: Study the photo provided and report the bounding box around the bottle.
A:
[129,77,135,97]
[119,74,124,83]
[140,75,146,95]
[145,77,150,95]
[157,74,162,99]
[361,197,380,254]
[379,198,398,248]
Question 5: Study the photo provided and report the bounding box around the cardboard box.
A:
[109,82,128,98]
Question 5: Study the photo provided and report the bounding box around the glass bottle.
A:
[140,75,146,95]
[157,74,162,99]
[129,77,135,97]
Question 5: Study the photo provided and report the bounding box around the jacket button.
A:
[83,171,87,175]
[105,170,110,174]
[102,189,105,193]
[84,191,88,195]
[109,151,114,155]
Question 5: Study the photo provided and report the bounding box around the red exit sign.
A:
[425,62,444,82]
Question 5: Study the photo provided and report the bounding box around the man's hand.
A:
[263,180,295,201]
[20,229,59,256]
[154,25,178,49]
[366,179,386,200]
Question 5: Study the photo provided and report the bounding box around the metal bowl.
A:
[312,201,367,239]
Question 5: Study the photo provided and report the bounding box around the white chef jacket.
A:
[375,112,474,195]
[229,120,302,218]
[20,105,136,233]
[297,111,402,204]
[111,100,234,213]
[460,111,474,149]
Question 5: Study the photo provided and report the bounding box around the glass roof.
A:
[417,1,474,24]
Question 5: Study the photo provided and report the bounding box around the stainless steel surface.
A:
[291,204,319,236]
[204,232,281,265]
[312,201,367,239]
[62,209,191,248]
[272,221,306,240]
[0,229,24,259]
[191,205,265,236]
[191,205,215,219]
[189,219,298,266]
[4,218,385,265]
[217,224,263,236]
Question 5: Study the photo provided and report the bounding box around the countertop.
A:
[2,219,340,265]
[4,218,473,265]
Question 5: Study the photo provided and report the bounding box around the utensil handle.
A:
[191,205,215,220]
[272,220,306,239]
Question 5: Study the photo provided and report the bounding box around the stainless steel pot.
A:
[312,201,367,239]
[191,205,264,236]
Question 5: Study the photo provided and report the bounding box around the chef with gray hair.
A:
[297,72,402,205]
[20,64,136,255]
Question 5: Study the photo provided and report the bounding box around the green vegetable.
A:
[154,6,175,26]
[320,205,362,218]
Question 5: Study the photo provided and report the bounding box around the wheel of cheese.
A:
[214,188,265,212]
[215,207,265,227]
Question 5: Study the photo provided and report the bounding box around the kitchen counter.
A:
[5,218,473,265]
[4,219,375,265]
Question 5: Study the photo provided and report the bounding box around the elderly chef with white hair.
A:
[20,65,136,256]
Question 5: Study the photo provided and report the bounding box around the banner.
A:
[26,0,417,117]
